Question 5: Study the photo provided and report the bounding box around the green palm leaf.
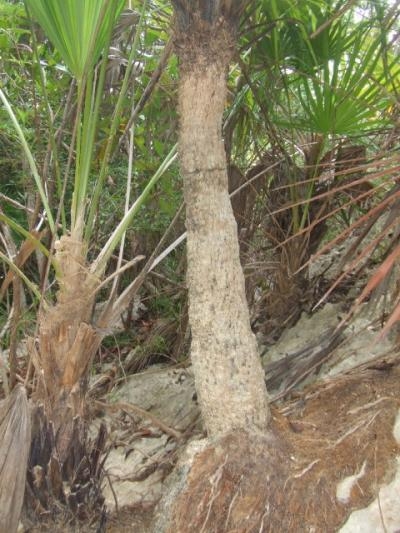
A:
[25,0,124,80]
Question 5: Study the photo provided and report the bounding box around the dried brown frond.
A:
[0,385,31,533]
[23,407,107,530]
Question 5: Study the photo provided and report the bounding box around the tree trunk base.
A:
[153,428,292,533]
[22,406,107,531]
[154,352,400,533]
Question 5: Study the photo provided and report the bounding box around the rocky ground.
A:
[10,227,400,532]
[82,298,400,532]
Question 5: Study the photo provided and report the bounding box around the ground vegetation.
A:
[0,0,399,531]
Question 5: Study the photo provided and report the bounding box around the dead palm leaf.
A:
[0,386,31,533]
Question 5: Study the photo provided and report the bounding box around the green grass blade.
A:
[91,144,178,278]
[0,250,41,300]
[0,214,50,259]
[0,88,55,233]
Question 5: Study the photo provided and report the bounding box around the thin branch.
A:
[114,38,174,158]
[310,0,359,39]
[94,399,182,440]
[0,194,35,214]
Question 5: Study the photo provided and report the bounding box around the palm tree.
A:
[170,0,269,436]
[7,0,175,446]
[0,0,176,525]
[222,0,399,338]
[155,3,400,530]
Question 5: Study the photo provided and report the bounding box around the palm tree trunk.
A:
[31,236,101,455]
[177,29,269,436]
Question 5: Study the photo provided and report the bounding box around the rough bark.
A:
[153,429,291,533]
[31,236,101,456]
[19,236,108,526]
[176,23,269,436]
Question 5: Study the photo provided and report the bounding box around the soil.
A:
[274,351,400,531]
[106,507,154,533]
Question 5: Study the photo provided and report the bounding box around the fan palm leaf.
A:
[25,0,125,80]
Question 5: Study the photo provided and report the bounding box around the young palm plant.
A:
[225,0,398,338]
[0,0,176,524]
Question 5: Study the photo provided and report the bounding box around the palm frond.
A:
[25,0,125,80]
